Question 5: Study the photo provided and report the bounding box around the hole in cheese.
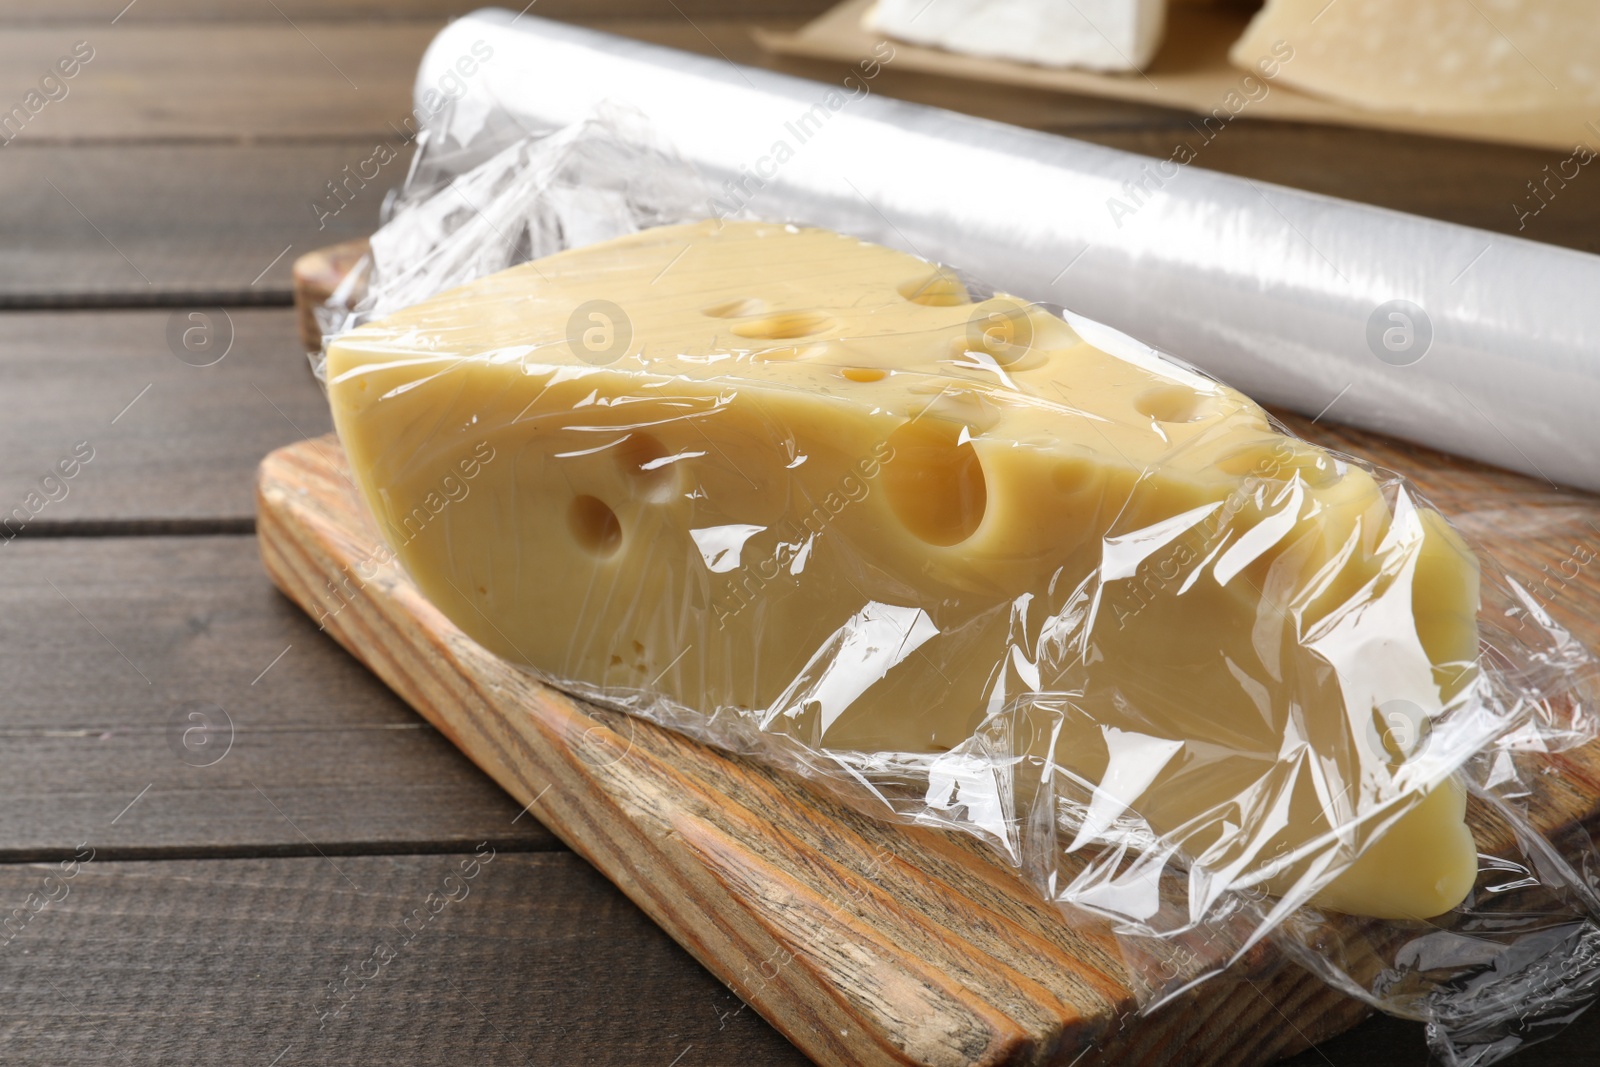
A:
[882,417,988,546]
[615,432,677,503]
[841,367,887,383]
[569,495,622,557]
[731,312,836,340]
[959,299,1073,371]
[703,297,765,318]
[1136,384,1212,424]
[1215,440,1342,489]
[897,270,968,307]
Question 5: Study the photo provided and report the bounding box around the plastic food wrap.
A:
[315,110,1600,1065]
[409,11,1600,494]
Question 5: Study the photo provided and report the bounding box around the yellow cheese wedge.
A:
[326,220,1482,920]
[1231,0,1600,114]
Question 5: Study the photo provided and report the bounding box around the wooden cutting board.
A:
[265,248,1600,1067]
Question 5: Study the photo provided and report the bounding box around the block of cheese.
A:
[865,0,1166,72]
[326,220,1482,920]
[1231,0,1600,113]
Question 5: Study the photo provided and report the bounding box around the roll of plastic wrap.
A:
[416,10,1600,492]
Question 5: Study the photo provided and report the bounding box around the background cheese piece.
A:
[327,221,1482,920]
[1232,0,1600,113]
[865,0,1166,72]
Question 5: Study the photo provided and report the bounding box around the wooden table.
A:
[2,2,1595,1063]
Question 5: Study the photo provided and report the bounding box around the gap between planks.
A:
[0,838,570,866]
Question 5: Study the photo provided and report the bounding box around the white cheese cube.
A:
[865,0,1168,72]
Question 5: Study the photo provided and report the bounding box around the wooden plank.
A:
[0,309,327,527]
[1281,1013,1426,1067]
[0,534,554,856]
[0,852,808,1065]
[253,433,1600,1067]
[0,18,1169,150]
[293,238,369,352]
[0,144,398,305]
[0,24,436,143]
[0,40,1163,306]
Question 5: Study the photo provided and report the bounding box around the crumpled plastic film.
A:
[311,102,706,361]
[315,109,1600,1066]
[410,10,1600,493]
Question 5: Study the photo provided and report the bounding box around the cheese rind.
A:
[866,0,1167,72]
[327,220,1482,920]
[1232,0,1600,114]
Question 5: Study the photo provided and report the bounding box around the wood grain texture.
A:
[293,238,368,352]
[0,852,806,1066]
[0,534,554,856]
[0,144,399,305]
[253,434,1600,1067]
[0,309,329,526]
[0,16,1174,150]
[0,24,1158,306]
[0,24,436,143]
